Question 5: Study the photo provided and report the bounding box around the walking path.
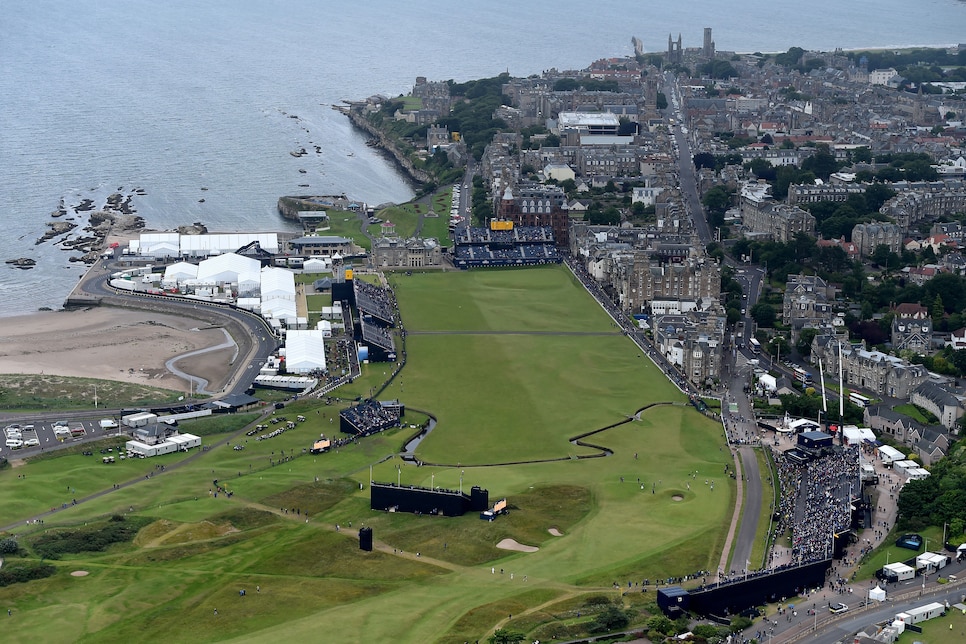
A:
[164,328,237,395]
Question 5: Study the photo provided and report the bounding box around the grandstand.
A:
[340,399,405,436]
[353,280,395,325]
[453,223,561,269]
[360,318,395,360]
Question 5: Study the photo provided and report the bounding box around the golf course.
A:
[0,265,735,643]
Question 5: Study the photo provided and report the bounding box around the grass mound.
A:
[31,515,154,558]
[261,478,359,516]
[435,588,564,644]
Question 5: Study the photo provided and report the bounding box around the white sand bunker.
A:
[70,571,89,577]
[548,528,563,536]
[496,538,539,552]
[672,495,684,502]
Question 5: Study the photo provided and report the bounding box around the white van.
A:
[5,438,24,449]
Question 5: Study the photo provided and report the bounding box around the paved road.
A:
[665,71,767,576]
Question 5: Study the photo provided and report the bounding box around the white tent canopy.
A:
[285,330,327,373]
[196,253,261,284]
[869,585,886,602]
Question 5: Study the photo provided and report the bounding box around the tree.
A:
[488,629,525,644]
[751,302,777,327]
[693,152,716,170]
[797,328,818,358]
[656,92,668,110]
[589,605,631,633]
[0,538,18,554]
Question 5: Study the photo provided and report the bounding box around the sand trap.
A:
[496,538,539,553]
[548,528,563,536]
[70,570,89,577]
[672,495,684,502]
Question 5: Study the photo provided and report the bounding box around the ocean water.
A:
[1,0,964,315]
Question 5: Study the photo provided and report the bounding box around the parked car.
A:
[829,603,848,614]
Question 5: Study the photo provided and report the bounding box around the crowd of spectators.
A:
[354,280,396,325]
[453,226,562,268]
[453,244,559,267]
[340,399,402,436]
[361,318,395,351]
[774,446,859,565]
[456,226,555,245]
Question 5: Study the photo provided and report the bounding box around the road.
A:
[665,71,769,576]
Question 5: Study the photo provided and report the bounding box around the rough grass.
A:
[180,413,260,436]
[0,373,182,410]
[435,588,564,644]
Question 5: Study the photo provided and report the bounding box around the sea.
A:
[2,0,965,316]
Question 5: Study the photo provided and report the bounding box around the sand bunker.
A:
[496,538,539,553]
[672,495,684,502]
[70,571,89,577]
[548,528,563,536]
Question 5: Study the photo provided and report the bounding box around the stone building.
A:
[909,382,964,430]
[851,222,902,256]
[782,274,835,328]
[371,237,442,269]
[652,309,726,387]
[740,182,815,241]
[891,303,932,355]
[811,335,927,399]
[498,182,570,246]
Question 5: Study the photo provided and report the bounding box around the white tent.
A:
[237,271,261,297]
[262,297,298,324]
[197,253,260,284]
[261,266,296,300]
[162,261,198,287]
[285,330,327,373]
[869,585,886,602]
[303,257,330,273]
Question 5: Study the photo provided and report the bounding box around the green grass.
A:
[893,403,939,425]
[0,374,182,411]
[0,265,735,644]
[371,188,452,244]
[321,211,372,250]
[179,413,261,437]
[304,293,331,311]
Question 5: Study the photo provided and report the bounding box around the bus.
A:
[849,392,871,408]
[749,338,761,355]
[792,367,813,385]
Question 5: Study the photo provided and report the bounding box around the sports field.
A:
[0,265,733,643]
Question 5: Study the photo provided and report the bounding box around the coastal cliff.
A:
[341,107,431,186]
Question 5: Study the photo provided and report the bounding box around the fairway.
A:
[0,266,734,644]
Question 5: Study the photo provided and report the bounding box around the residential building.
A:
[740,182,815,241]
[811,336,927,399]
[910,382,964,430]
[852,222,903,256]
[652,309,726,387]
[782,274,835,331]
[891,303,932,354]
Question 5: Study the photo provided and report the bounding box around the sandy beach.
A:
[0,307,238,393]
